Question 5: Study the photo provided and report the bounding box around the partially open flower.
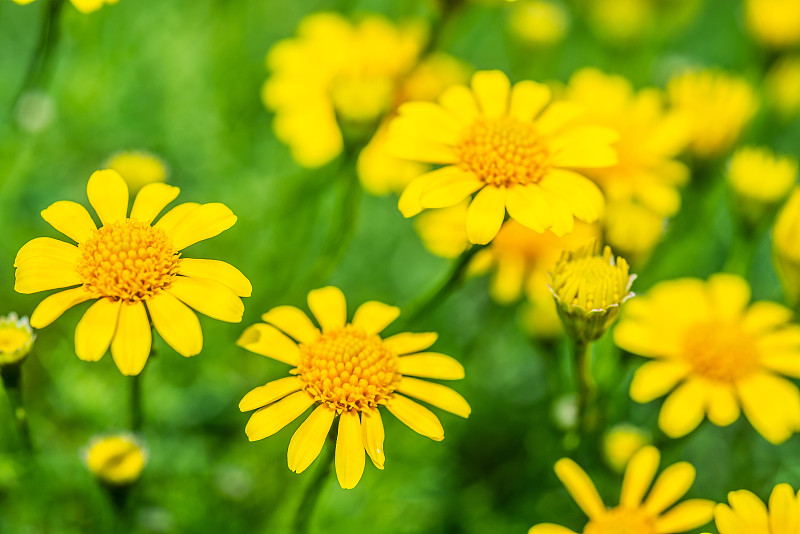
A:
[0,314,35,367]
[84,434,147,487]
[774,187,800,306]
[728,147,797,226]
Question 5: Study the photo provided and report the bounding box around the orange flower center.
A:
[584,507,656,534]
[296,325,399,413]
[76,219,180,302]
[682,321,759,382]
[455,117,550,187]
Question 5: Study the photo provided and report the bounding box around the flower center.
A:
[551,249,630,311]
[682,321,759,382]
[296,325,399,413]
[455,117,550,187]
[584,507,656,534]
[76,219,180,302]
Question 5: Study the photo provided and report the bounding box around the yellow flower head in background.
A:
[14,170,250,376]
[358,53,473,197]
[390,69,616,244]
[262,12,425,168]
[615,273,800,444]
[565,68,690,218]
[745,0,800,49]
[238,287,470,490]
[602,423,650,473]
[766,55,800,119]
[585,0,654,43]
[667,69,758,158]
[550,241,634,342]
[529,446,715,534]
[774,187,800,307]
[0,313,35,366]
[603,200,666,266]
[727,147,797,223]
[106,150,169,194]
[508,0,570,46]
[10,0,118,13]
[84,434,147,486]
[709,483,800,534]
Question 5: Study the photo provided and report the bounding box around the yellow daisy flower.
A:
[389,69,616,244]
[84,433,147,486]
[728,147,797,206]
[237,286,470,489]
[14,169,250,376]
[10,0,118,13]
[766,55,800,119]
[667,70,758,159]
[774,187,800,307]
[508,0,570,46]
[0,313,35,367]
[106,150,169,193]
[615,273,800,444]
[565,68,690,218]
[529,445,715,534]
[745,0,800,49]
[262,12,425,168]
[602,423,650,473]
[710,483,800,534]
[603,200,666,266]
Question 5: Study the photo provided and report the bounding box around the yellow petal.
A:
[262,306,319,345]
[236,323,300,365]
[393,102,462,145]
[706,382,741,426]
[737,372,800,444]
[620,446,660,508]
[146,292,203,357]
[41,201,97,243]
[383,332,438,354]
[385,394,444,441]
[87,169,129,226]
[288,405,335,474]
[538,188,575,236]
[239,376,304,412]
[528,525,578,534]
[154,202,200,233]
[654,499,716,533]
[308,286,346,333]
[554,458,606,519]
[398,172,432,218]
[130,183,180,225]
[471,70,510,119]
[361,409,385,469]
[396,377,471,418]
[166,203,237,251]
[75,298,121,362]
[727,490,769,530]
[535,101,582,134]
[466,186,506,244]
[490,254,526,303]
[742,301,795,336]
[419,168,483,209]
[506,184,553,233]
[769,484,798,534]
[245,391,314,441]
[439,84,479,123]
[178,258,252,297]
[15,237,80,267]
[630,361,690,403]
[643,462,696,515]
[335,411,366,489]
[707,273,751,321]
[538,169,604,223]
[352,301,400,335]
[509,81,551,122]
[167,276,244,323]
[658,379,707,438]
[397,353,465,380]
[549,126,619,168]
[714,503,745,534]
[14,262,82,294]
[30,287,92,328]
[110,301,152,376]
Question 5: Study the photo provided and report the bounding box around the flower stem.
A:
[0,363,33,452]
[574,339,597,435]
[292,426,337,534]
[129,335,155,432]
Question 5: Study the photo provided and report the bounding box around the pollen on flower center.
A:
[76,219,180,302]
[296,325,400,413]
[682,322,759,382]
[455,117,550,187]
[584,507,657,534]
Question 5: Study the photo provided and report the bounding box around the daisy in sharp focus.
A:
[615,273,800,444]
[14,169,250,376]
[388,69,617,244]
[238,286,470,489]
[529,445,715,534]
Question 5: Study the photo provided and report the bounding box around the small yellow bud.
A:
[0,314,35,367]
[84,434,147,486]
[774,187,800,306]
[105,150,168,193]
[603,424,650,472]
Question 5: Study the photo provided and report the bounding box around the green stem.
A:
[0,363,33,452]
[129,373,142,433]
[723,231,759,278]
[574,339,597,435]
[292,431,337,534]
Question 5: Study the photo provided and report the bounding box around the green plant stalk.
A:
[574,338,598,436]
[292,423,338,534]
[0,362,33,452]
[129,331,155,432]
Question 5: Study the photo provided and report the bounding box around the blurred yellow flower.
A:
[84,434,146,486]
[710,483,800,534]
[766,55,800,119]
[529,446,715,534]
[10,0,118,13]
[603,424,650,473]
[508,0,570,46]
[774,187,800,306]
[358,54,473,196]
[550,241,634,342]
[14,170,250,376]
[615,273,800,444]
[565,68,690,218]
[262,12,425,168]
[603,200,666,266]
[745,0,800,48]
[106,150,169,194]
[390,69,615,244]
[414,201,471,259]
[728,147,797,216]
[0,313,35,366]
[667,70,758,158]
[585,0,654,43]
[238,287,469,490]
